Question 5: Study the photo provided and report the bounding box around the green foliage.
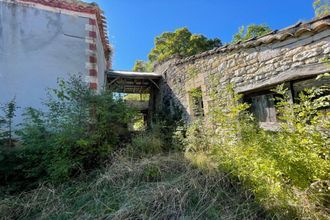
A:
[189,88,203,98]
[0,75,136,190]
[152,107,187,152]
[185,84,330,219]
[132,60,153,72]
[269,85,330,187]
[0,98,18,147]
[232,24,272,43]
[148,27,221,63]
[133,116,145,131]
[16,108,50,154]
[313,0,330,17]
[124,93,150,101]
[128,131,164,157]
[133,27,221,72]
[0,116,6,146]
[123,94,150,131]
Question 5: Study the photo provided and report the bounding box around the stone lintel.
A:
[235,62,330,93]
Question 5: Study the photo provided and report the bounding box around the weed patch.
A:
[0,154,270,219]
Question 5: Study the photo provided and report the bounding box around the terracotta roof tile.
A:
[173,14,330,65]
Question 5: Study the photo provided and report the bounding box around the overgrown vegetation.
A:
[1,3,330,217]
[232,24,272,43]
[185,81,330,219]
[0,154,271,219]
[1,76,329,219]
[132,60,153,72]
[0,98,18,147]
[314,0,330,17]
[123,93,150,101]
[0,75,135,192]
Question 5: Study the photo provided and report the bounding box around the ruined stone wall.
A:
[154,16,330,122]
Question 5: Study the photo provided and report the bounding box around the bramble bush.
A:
[0,75,135,191]
[185,82,330,219]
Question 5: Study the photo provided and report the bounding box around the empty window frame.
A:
[190,87,204,117]
[292,76,330,102]
[243,75,330,129]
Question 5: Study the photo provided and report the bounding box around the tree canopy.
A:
[313,0,330,17]
[232,24,272,43]
[132,60,152,72]
[148,27,222,63]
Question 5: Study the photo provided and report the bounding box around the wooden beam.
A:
[109,77,120,86]
[235,62,330,93]
[148,79,160,90]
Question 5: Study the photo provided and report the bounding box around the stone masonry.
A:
[154,15,330,124]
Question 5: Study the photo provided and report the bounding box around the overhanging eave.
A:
[107,70,162,80]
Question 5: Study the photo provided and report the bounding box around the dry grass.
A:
[0,153,271,220]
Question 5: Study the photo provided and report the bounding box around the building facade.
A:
[154,15,330,129]
[0,0,110,124]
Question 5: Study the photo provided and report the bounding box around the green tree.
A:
[148,27,221,63]
[0,98,18,147]
[0,116,5,146]
[132,60,153,72]
[313,0,330,17]
[41,75,135,181]
[232,24,272,43]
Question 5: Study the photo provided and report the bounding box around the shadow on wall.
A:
[156,78,190,122]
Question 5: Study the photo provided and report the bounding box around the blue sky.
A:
[86,0,315,70]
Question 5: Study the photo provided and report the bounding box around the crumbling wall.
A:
[154,16,330,123]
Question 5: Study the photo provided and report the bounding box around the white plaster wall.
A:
[0,1,90,125]
[95,24,107,90]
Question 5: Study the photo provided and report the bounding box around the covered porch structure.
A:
[106,70,162,127]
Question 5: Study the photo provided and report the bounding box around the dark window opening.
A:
[292,77,330,111]
[245,92,278,123]
[243,75,330,130]
[190,87,204,117]
[164,71,168,80]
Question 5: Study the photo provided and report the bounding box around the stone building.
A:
[0,0,110,124]
[1,0,329,130]
[154,15,330,129]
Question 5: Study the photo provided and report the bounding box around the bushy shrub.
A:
[153,107,187,152]
[0,75,136,190]
[185,83,330,219]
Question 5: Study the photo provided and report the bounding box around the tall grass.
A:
[0,154,271,219]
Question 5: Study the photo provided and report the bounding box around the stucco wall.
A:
[0,1,107,125]
[154,17,330,122]
[94,22,107,90]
